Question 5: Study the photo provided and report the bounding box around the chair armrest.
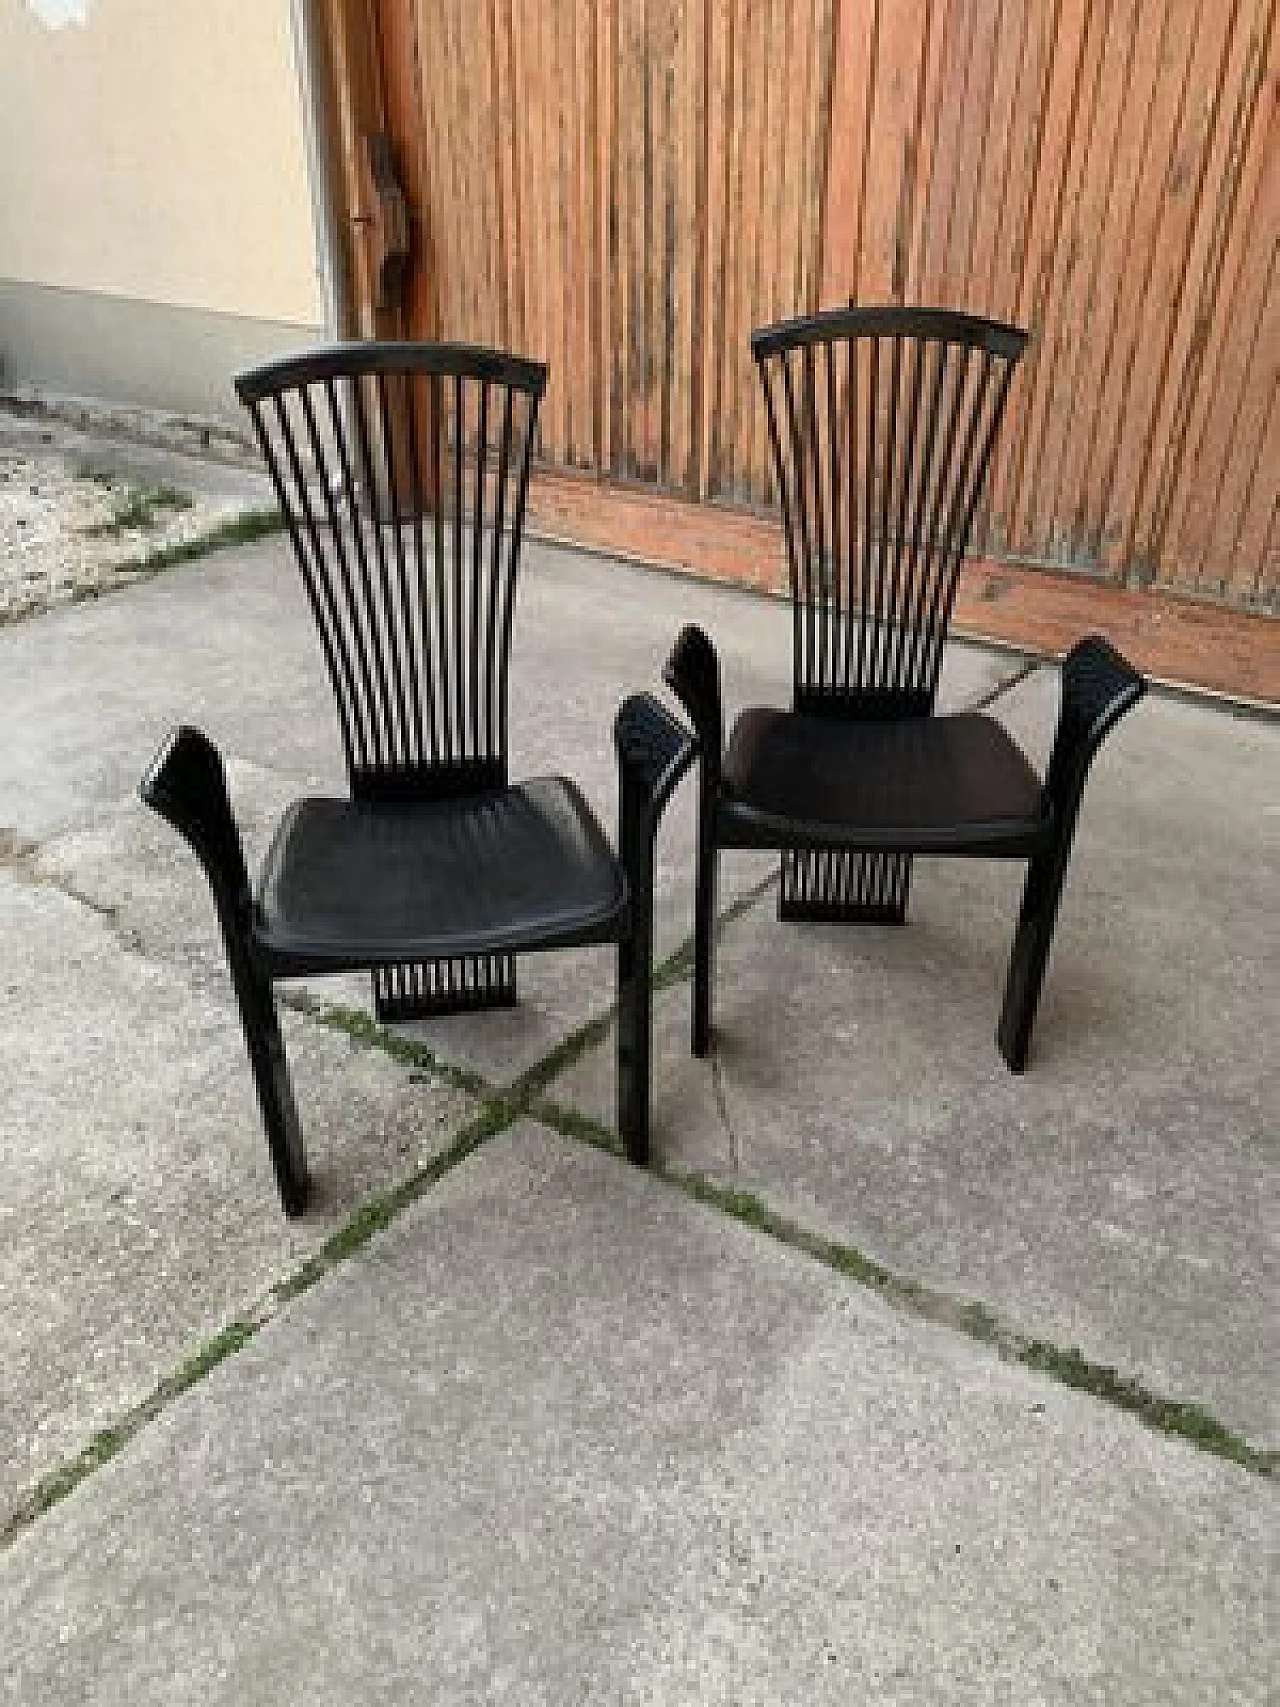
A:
[1044,636,1146,811]
[663,624,723,788]
[614,693,697,842]
[612,694,695,1163]
[139,725,253,929]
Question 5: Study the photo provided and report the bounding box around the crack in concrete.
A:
[709,1051,742,1173]
[0,827,39,871]
[964,657,1040,713]
[0,1097,522,1554]
[0,855,787,1545]
[529,1090,1277,1481]
[0,829,132,935]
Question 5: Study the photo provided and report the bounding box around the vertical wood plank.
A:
[617,0,647,477]
[542,0,567,454]
[737,0,777,495]
[708,0,745,496]
[914,0,969,305]
[642,0,662,480]
[1229,321,1279,606]
[984,0,1093,551]
[1031,0,1149,561]
[574,0,597,467]
[608,0,630,477]
[1097,0,1240,576]
[716,0,754,497]
[821,0,878,303]
[488,0,514,351]
[569,0,594,464]
[1160,2,1279,594]
[438,0,470,341]
[980,1,1057,550]
[945,0,1004,302]
[592,0,612,473]
[1207,252,1279,601]
[1253,455,1280,604]
[1126,1,1266,578]
[902,0,950,301]
[859,2,931,301]
[1008,0,1110,558]
[1179,223,1279,598]
[1069,0,1184,563]
[552,0,573,459]
[809,0,840,311]
[671,0,706,493]
[376,0,429,338]
[697,0,730,496]
[751,0,799,493]
[358,0,1276,615]
[975,0,1033,325]
[472,0,500,342]
[318,0,394,339]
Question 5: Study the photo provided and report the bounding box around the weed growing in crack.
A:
[69,508,285,601]
[81,483,194,538]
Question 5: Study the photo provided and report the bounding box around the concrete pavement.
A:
[1,478,1276,1701]
[559,670,1280,1445]
[2,1127,1274,1704]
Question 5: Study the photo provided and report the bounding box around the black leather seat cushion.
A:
[254,777,627,972]
[721,708,1051,854]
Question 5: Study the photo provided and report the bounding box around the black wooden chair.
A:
[141,342,691,1214]
[665,305,1145,1071]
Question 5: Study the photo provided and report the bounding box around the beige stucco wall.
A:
[0,0,322,329]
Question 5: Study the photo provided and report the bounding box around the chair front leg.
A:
[692,800,718,1058]
[997,837,1072,1073]
[614,694,696,1164]
[664,624,724,1058]
[615,875,654,1163]
[140,726,310,1215]
[221,923,310,1216]
[998,637,1145,1072]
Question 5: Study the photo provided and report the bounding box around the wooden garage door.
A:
[317,0,1277,696]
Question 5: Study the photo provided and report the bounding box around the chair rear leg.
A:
[372,954,518,1022]
[997,840,1071,1073]
[779,849,913,924]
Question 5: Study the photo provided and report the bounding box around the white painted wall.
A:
[23,1,91,27]
[0,0,322,328]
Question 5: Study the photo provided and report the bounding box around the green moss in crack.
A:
[81,483,194,538]
[284,995,491,1101]
[169,1320,257,1390]
[70,507,285,600]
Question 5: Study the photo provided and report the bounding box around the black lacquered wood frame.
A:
[141,342,695,1212]
[237,341,545,1018]
[756,304,1025,925]
[666,305,1145,1071]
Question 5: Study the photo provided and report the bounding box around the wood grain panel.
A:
[526,466,1280,703]
[355,0,1277,617]
[983,0,1094,558]
[1161,6,1279,605]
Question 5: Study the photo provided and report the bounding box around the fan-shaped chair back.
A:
[237,342,546,801]
[753,306,1026,719]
